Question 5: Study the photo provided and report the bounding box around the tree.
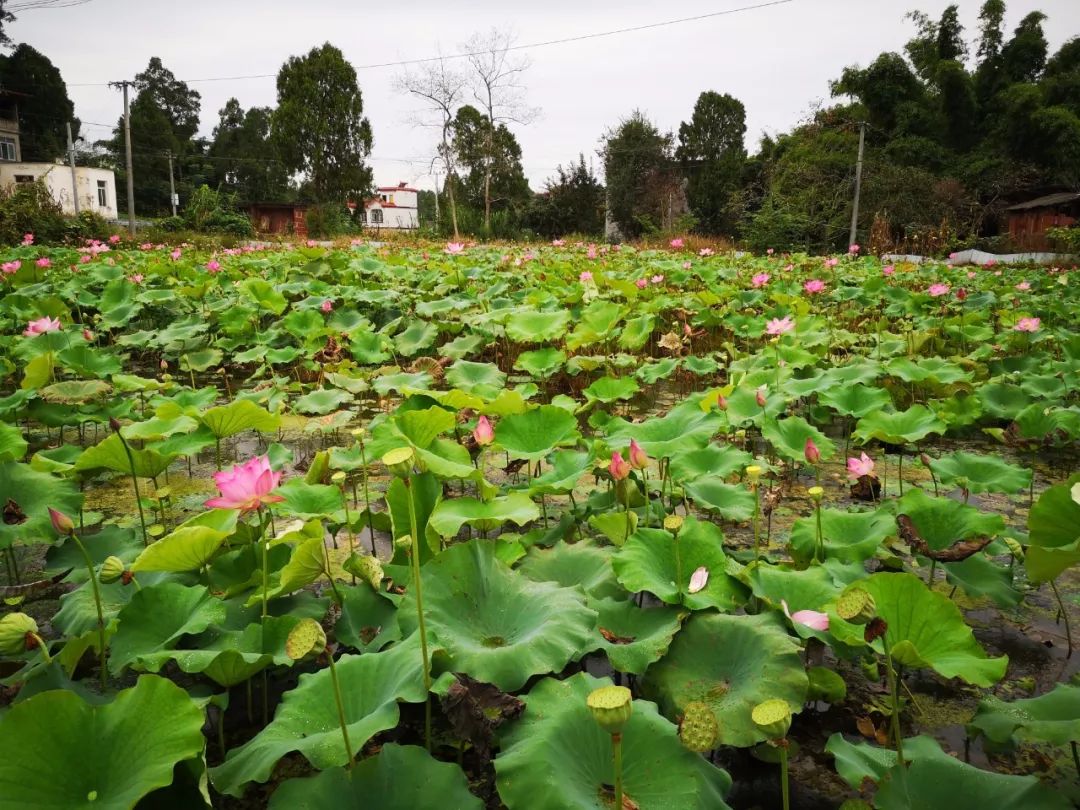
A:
[935,5,967,64]
[452,104,530,217]
[133,57,201,143]
[1001,11,1049,84]
[524,154,604,238]
[461,28,538,233]
[832,53,924,133]
[602,111,675,239]
[976,0,1006,62]
[397,57,467,237]
[272,43,373,204]
[676,91,747,235]
[208,98,292,203]
[0,2,14,48]
[0,44,78,161]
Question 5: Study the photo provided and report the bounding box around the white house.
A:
[0,161,119,220]
[360,182,419,229]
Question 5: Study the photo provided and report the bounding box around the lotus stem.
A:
[897,451,904,496]
[357,435,376,555]
[673,531,683,603]
[1071,741,1079,780]
[1050,578,1073,659]
[612,731,624,810]
[70,531,107,688]
[405,476,433,751]
[779,743,790,810]
[327,651,354,769]
[883,640,904,761]
[115,430,148,546]
[753,485,761,560]
[29,633,52,664]
[814,501,824,564]
[258,507,272,621]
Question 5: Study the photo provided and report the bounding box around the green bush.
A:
[1047,226,1080,254]
[0,181,67,245]
[306,203,355,239]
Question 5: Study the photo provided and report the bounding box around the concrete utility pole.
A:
[848,121,866,249]
[166,150,177,216]
[109,80,137,236]
[433,174,440,232]
[66,122,80,215]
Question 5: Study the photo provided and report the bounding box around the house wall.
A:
[0,162,118,219]
[364,201,418,229]
[1008,209,1077,251]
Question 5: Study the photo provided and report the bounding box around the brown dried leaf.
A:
[441,673,525,762]
[599,627,635,645]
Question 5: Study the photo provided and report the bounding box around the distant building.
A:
[0,91,23,162]
[1006,192,1080,251]
[245,202,308,237]
[358,182,419,229]
[0,161,118,220]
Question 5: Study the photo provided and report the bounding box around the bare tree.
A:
[396,56,467,238]
[461,28,539,233]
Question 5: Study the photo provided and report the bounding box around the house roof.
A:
[377,185,419,193]
[1006,191,1080,211]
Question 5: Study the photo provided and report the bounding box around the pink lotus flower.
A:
[139,242,153,250]
[586,245,598,260]
[206,260,221,273]
[204,455,284,513]
[579,270,593,282]
[956,288,967,301]
[445,242,465,255]
[635,278,647,289]
[927,283,950,297]
[849,244,860,254]
[1014,317,1041,332]
[628,439,649,470]
[882,265,894,277]
[306,239,318,248]
[688,566,709,594]
[993,270,1002,277]
[765,316,794,336]
[825,257,839,268]
[82,328,93,341]
[108,234,121,244]
[699,248,714,257]
[682,322,692,337]
[609,451,631,481]
[321,299,333,313]
[781,599,829,631]
[756,385,768,408]
[2,260,20,274]
[35,257,50,268]
[21,233,33,246]
[170,249,182,261]
[474,415,494,446]
[681,261,692,270]
[24,316,61,336]
[967,271,976,279]
[804,437,820,464]
[552,239,565,247]
[847,452,875,480]
[752,272,770,288]
[651,274,664,284]
[670,238,684,249]
[1015,281,1030,291]
[804,279,826,294]
[766,248,775,256]
[78,254,91,264]
[130,274,144,285]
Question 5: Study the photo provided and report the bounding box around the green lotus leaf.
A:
[825,733,975,789]
[495,672,732,810]
[583,375,640,404]
[160,615,300,687]
[438,333,486,360]
[428,492,540,537]
[977,383,1031,420]
[240,278,288,314]
[335,583,401,653]
[588,509,637,546]
[886,357,971,385]
[400,539,598,690]
[393,320,439,356]
[942,551,1023,608]
[526,449,594,496]
[121,414,199,442]
[723,384,785,425]
[74,433,173,479]
[275,478,344,519]
[1025,473,1080,582]
[593,596,683,674]
[617,313,656,350]
[928,451,1031,494]
[55,345,123,378]
[505,309,571,343]
[967,682,1080,747]
[269,745,482,810]
[667,443,753,483]
[294,388,354,415]
[396,405,456,449]
[324,372,370,395]
[53,579,135,637]
[494,405,581,462]
[896,489,1006,552]
[179,348,224,372]
[349,331,393,364]
[789,507,896,565]
[643,612,808,747]
[0,422,27,462]
[517,540,626,601]
[130,525,229,572]
[762,415,836,463]
[566,301,625,350]
[201,399,280,438]
[604,401,722,459]
[853,405,947,445]
[818,383,893,418]
[861,572,1007,685]
[636,357,680,384]
[807,666,847,703]
[109,582,228,674]
[0,461,83,550]
[372,370,433,396]
[613,520,748,611]
[39,379,112,404]
[682,477,756,522]
[210,635,429,796]
[0,675,206,810]
[684,355,720,376]
[514,347,566,379]
[445,360,506,395]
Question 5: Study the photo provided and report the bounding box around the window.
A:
[97,180,107,208]
[0,136,15,161]
[379,194,388,203]
[356,209,366,223]
[370,208,383,224]
[14,174,34,184]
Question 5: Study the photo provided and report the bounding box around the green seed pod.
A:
[836,587,876,625]
[587,685,633,734]
[348,554,384,591]
[679,701,720,752]
[285,618,327,662]
[382,446,415,479]
[751,699,792,741]
[663,514,684,534]
[0,612,38,655]
[99,556,127,585]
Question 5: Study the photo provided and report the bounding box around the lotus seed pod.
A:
[0,612,38,655]
[745,465,762,485]
[836,587,876,625]
[330,470,347,486]
[350,427,366,441]
[99,556,126,584]
[285,618,327,662]
[807,486,824,502]
[751,698,792,741]
[351,554,384,591]
[587,685,633,734]
[663,514,684,533]
[394,534,413,555]
[679,701,720,752]
[382,446,415,478]
[1003,537,1024,560]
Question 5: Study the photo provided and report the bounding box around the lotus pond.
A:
[0,240,1078,809]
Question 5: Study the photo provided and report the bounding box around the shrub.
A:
[306,203,355,239]
[0,181,67,245]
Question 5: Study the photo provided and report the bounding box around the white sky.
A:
[8,0,1080,191]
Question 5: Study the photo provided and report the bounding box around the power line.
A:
[67,0,794,87]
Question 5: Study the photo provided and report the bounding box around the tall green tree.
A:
[0,2,13,47]
[602,111,674,238]
[208,98,292,203]
[133,57,201,142]
[524,154,605,238]
[452,104,530,217]
[0,44,78,161]
[676,91,747,235]
[1001,11,1049,84]
[272,43,373,203]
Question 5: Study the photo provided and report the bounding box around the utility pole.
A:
[66,122,80,215]
[433,173,440,233]
[109,80,137,236]
[848,121,866,249]
[166,150,177,216]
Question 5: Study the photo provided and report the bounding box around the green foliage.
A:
[208,98,294,204]
[0,43,78,161]
[524,154,605,238]
[602,110,674,238]
[677,91,747,235]
[0,181,67,245]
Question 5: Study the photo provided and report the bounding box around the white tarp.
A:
[883,250,1074,265]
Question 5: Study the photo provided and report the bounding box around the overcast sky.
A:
[8,0,1080,191]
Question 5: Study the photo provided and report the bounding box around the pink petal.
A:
[687,566,709,594]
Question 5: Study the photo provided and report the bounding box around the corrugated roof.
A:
[1006,192,1080,211]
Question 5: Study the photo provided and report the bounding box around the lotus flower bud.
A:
[745,465,763,485]
[608,452,631,481]
[109,416,122,433]
[382,446,415,479]
[663,514,684,534]
[679,701,720,752]
[836,587,876,625]
[285,618,327,662]
[587,685,633,734]
[473,415,494,447]
[628,439,649,470]
[804,438,820,465]
[715,394,728,411]
[99,556,126,584]
[0,612,39,655]
[755,386,768,408]
[751,698,792,742]
[48,507,75,537]
[808,486,824,502]
[919,453,933,468]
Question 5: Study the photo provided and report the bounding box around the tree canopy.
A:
[0,43,78,161]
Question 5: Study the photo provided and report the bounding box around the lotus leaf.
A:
[494,405,581,462]
[428,492,540,537]
[928,451,1032,494]
[967,682,1080,747]
[853,405,947,445]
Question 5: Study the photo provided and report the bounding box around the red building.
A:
[245,202,308,237]
[1006,192,1080,251]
